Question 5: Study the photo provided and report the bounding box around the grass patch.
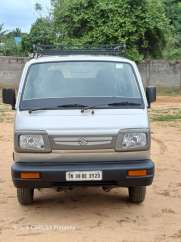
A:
[152,113,181,122]
[150,107,181,122]
[157,87,181,96]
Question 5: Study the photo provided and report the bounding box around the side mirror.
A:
[2,88,16,110]
[146,86,156,108]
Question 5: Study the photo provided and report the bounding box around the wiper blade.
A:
[29,104,88,113]
[57,104,88,108]
[82,101,141,112]
[108,101,142,106]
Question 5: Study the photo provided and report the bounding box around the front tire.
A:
[17,188,34,205]
[128,186,146,203]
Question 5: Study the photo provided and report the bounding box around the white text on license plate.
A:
[66,171,102,181]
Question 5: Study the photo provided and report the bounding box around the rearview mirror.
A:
[2,88,16,110]
[146,86,156,108]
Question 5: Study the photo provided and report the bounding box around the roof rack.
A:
[33,44,126,58]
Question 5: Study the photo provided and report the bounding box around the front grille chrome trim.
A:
[53,137,113,142]
[50,135,115,150]
[54,141,112,146]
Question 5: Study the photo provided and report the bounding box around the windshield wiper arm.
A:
[28,107,58,113]
[82,103,108,112]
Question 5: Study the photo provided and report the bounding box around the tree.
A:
[14,28,21,37]
[162,0,181,59]
[35,2,42,12]
[34,2,43,18]
[164,0,181,46]
[0,24,7,39]
[22,18,56,53]
[5,28,22,39]
[52,0,170,60]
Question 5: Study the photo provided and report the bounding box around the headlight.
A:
[15,132,51,152]
[19,135,45,150]
[116,130,150,151]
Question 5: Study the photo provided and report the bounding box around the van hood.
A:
[15,109,149,135]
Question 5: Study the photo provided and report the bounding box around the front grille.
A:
[50,135,115,150]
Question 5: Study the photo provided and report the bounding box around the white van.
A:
[2,47,156,205]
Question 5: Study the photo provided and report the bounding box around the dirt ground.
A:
[0,96,181,242]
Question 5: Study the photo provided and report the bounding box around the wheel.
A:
[17,188,34,205]
[128,186,146,203]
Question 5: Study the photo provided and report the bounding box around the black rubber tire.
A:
[17,188,34,205]
[128,186,146,203]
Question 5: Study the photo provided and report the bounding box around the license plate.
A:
[66,171,102,181]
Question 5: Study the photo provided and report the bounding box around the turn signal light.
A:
[20,172,40,179]
[128,170,147,177]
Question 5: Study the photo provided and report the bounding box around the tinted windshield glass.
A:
[22,61,141,100]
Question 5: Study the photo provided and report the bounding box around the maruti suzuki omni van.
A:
[2,47,156,205]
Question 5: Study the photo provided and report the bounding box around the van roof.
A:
[28,55,134,65]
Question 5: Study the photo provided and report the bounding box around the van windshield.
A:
[21,61,143,110]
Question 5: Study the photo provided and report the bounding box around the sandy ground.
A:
[0,96,181,242]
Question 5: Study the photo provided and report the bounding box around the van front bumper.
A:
[11,160,154,188]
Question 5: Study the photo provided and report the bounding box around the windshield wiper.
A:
[82,101,141,112]
[28,104,88,113]
[107,101,142,106]
[28,102,141,114]
[57,104,88,108]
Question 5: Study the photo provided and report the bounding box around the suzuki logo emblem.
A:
[79,137,88,146]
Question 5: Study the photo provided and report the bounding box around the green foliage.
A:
[1,0,180,60]
[0,26,25,56]
[22,18,56,53]
[2,38,18,56]
[0,39,24,56]
[164,0,181,47]
[52,0,170,61]
[5,28,22,39]
[163,0,181,59]
[35,2,43,12]
[163,46,181,60]
[0,24,7,40]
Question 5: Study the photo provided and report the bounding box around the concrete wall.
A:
[0,56,181,89]
[0,56,28,88]
[138,60,181,88]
